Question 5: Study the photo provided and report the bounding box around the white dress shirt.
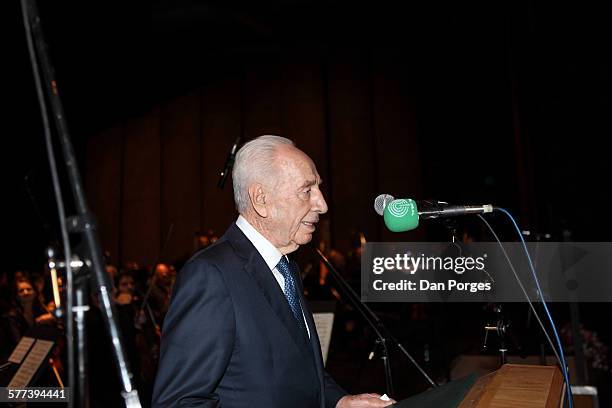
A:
[236,215,310,337]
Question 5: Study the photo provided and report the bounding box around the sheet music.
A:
[8,340,54,388]
[313,312,335,366]
[8,337,35,364]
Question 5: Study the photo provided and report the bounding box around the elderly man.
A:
[153,136,393,408]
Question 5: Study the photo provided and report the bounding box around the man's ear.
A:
[249,184,268,218]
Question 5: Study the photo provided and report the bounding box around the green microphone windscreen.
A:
[383,198,420,232]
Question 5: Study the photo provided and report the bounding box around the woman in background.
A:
[0,275,55,361]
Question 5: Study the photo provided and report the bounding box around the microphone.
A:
[374,194,395,216]
[374,194,494,232]
[217,137,241,189]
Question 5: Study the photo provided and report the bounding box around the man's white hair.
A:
[232,135,294,213]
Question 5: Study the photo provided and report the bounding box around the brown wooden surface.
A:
[121,109,161,266]
[84,54,470,266]
[458,364,564,408]
[160,91,201,263]
[199,70,241,239]
[85,124,123,264]
[457,371,496,408]
[326,51,378,251]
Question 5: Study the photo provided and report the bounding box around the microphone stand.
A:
[314,248,437,394]
[20,1,141,407]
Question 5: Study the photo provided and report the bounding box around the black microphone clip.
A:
[218,137,241,189]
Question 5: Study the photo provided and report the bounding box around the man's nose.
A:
[313,190,328,214]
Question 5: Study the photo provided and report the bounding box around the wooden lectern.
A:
[394,364,564,408]
[459,364,564,408]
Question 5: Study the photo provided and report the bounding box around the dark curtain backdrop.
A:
[84,50,447,268]
[7,0,610,271]
[16,0,610,271]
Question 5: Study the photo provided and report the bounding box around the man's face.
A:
[106,265,118,281]
[155,263,170,279]
[155,263,175,286]
[264,146,328,253]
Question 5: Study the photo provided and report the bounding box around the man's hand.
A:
[336,393,396,407]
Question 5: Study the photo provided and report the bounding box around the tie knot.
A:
[276,256,292,278]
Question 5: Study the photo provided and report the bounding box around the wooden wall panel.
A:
[200,72,242,236]
[121,109,161,267]
[244,59,283,139]
[371,53,425,241]
[281,57,328,184]
[86,53,429,265]
[280,55,332,244]
[326,52,378,251]
[160,91,202,263]
[84,124,123,263]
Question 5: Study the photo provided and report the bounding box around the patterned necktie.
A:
[276,257,307,335]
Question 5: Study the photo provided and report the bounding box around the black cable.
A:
[315,248,438,388]
[490,209,573,407]
[477,214,561,364]
[477,214,572,406]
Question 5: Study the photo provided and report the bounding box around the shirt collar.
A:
[236,215,283,271]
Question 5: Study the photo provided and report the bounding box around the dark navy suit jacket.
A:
[152,223,347,407]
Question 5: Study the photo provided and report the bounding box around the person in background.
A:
[115,270,137,305]
[0,276,55,360]
[147,263,175,325]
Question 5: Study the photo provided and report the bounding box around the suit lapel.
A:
[302,299,326,407]
[292,260,326,396]
[226,224,313,357]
